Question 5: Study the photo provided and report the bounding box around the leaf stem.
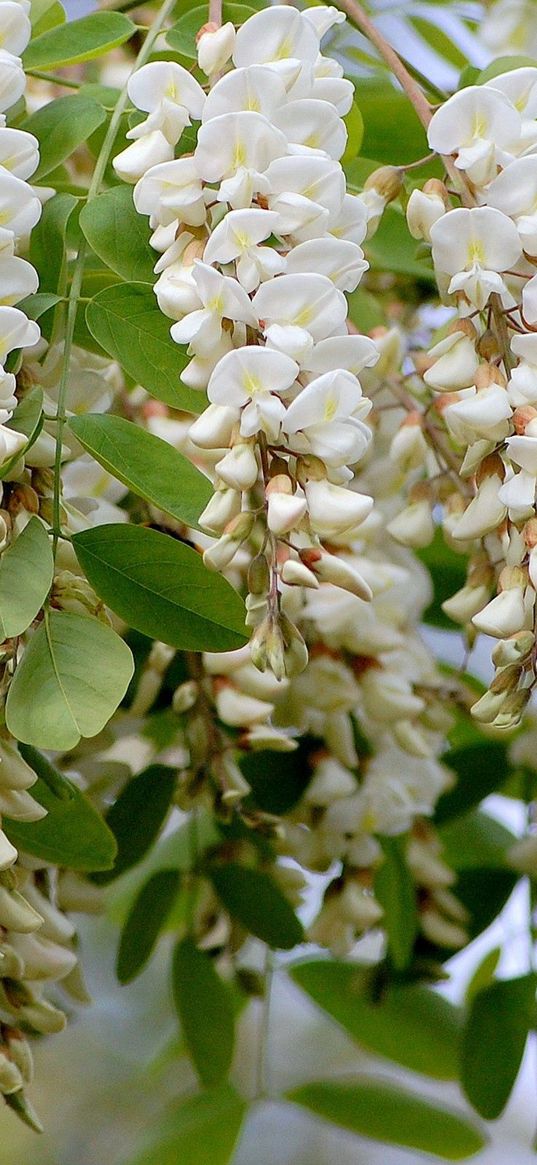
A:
[26,70,82,89]
[50,0,178,557]
[209,0,223,26]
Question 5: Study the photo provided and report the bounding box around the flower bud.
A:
[215,683,274,727]
[406,182,447,243]
[364,166,403,203]
[423,328,479,392]
[215,442,259,491]
[300,546,372,599]
[198,486,241,534]
[305,479,373,538]
[197,21,235,76]
[389,414,428,472]
[172,680,199,714]
[248,553,270,595]
[112,130,173,184]
[452,474,506,542]
[280,557,319,589]
[387,499,434,549]
[471,688,510,724]
[266,476,307,536]
[491,631,534,667]
[442,582,490,625]
[472,587,527,638]
[189,403,238,450]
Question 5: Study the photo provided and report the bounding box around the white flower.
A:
[444,384,512,444]
[302,333,378,377]
[203,207,285,292]
[286,237,367,292]
[0,127,38,179]
[0,422,26,463]
[303,5,345,38]
[430,207,522,311]
[304,477,373,538]
[329,192,370,243]
[406,186,446,243]
[253,272,347,357]
[207,346,298,440]
[127,61,205,145]
[215,441,259,490]
[427,85,521,185]
[232,6,319,70]
[170,261,257,356]
[423,329,479,392]
[202,64,287,123]
[498,469,536,520]
[264,154,345,238]
[0,168,41,239]
[0,305,39,362]
[0,48,25,113]
[452,472,507,541]
[487,155,537,256]
[195,111,287,208]
[197,22,236,77]
[273,98,347,160]
[387,499,435,549]
[472,588,527,638]
[508,333,537,404]
[266,477,307,534]
[0,2,31,55]
[0,254,37,305]
[133,157,206,228]
[522,273,537,324]
[113,130,173,184]
[283,369,371,466]
[188,402,239,450]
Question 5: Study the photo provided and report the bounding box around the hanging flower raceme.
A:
[122,3,384,681]
[386,65,537,731]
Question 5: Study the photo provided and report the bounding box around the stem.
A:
[256,949,274,1099]
[50,0,177,556]
[334,0,432,130]
[26,70,82,89]
[209,0,222,24]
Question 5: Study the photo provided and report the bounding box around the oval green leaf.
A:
[290,960,462,1079]
[287,1078,485,1160]
[24,11,136,70]
[129,1085,247,1165]
[0,518,53,639]
[24,95,106,181]
[4,744,117,871]
[72,524,248,653]
[94,764,177,886]
[172,937,235,1088]
[68,414,212,530]
[117,869,181,984]
[210,863,304,950]
[79,186,155,284]
[5,609,134,751]
[462,973,537,1119]
[374,836,417,972]
[86,282,203,413]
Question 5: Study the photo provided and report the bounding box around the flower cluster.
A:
[120,3,384,680]
[377,67,537,730]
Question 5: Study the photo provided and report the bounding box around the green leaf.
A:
[117,869,181,984]
[290,960,462,1079]
[17,292,62,321]
[439,808,516,871]
[435,742,512,824]
[29,191,78,297]
[128,1084,247,1165]
[31,0,65,32]
[417,529,468,629]
[341,100,364,168]
[4,745,117,871]
[465,947,501,1004]
[24,12,136,70]
[166,3,261,57]
[287,1078,485,1160]
[241,738,314,815]
[172,937,235,1087]
[73,524,248,653]
[0,518,53,639]
[354,77,431,166]
[455,869,519,944]
[5,610,134,751]
[210,863,304,949]
[462,973,537,1119]
[95,765,176,886]
[366,206,435,283]
[477,55,537,84]
[68,414,212,530]
[374,836,417,972]
[86,282,203,413]
[24,95,106,181]
[2,388,44,479]
[79,186,155,284]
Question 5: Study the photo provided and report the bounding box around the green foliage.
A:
[30,0,66,36]
[24,95,106,182]
[435,742,512,824]
[117,869,182,984]
[439,808,516,871]
[418,529,468,628]
[79,186,155,284]
[73,524,248,653]
[287,1078,486,1160]
[128,1084,247,1165]
[69,414,213,530]
[5,610,134,750]
[2,388,44,479]
[0,518,52,639]
[352,78,431,166]
[95,764,177,885]
[465,947,501,1005]
[24,12,136,70]
[4,745,117,871]
[241,738,314,814]
[209,863,304,949]
[29,191,79,298]
[341,101,364,167]
[374,836,417,971]
[172,937,235,1088]
[290,960,462,1079]
[461,974,537,1119]
[85,282,204,413]
[366,207,435,284]
[166,3,263,57]
[477,56,537,84]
